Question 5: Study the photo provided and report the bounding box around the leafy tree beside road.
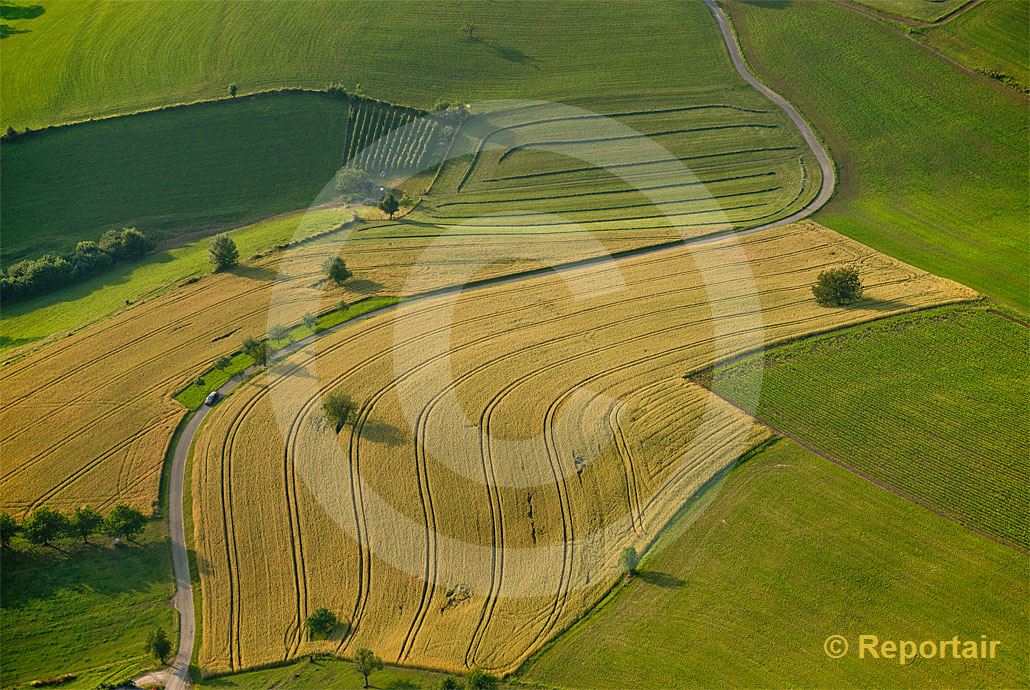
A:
[353,647,383,688]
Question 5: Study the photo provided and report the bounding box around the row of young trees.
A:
[0,227,153,302]
[0,503,147,550]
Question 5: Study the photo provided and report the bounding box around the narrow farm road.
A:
[701,0,836,223]
[160,5,838,686]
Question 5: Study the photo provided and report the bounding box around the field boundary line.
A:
[686,303,1028,557]
[840,0,985,28]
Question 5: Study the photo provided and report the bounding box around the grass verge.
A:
[174,296,401,410]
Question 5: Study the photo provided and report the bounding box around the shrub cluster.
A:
[1,227,153,303]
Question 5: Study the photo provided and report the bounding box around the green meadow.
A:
[520,439,1029,688]
[709,305,1029,549]
[1,92,350,265]
[850,0,969,22]
[5,0,775,129]
[726,0,1029,312]
[0,522,177,690]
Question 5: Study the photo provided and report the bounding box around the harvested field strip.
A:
[495,124,779,164]
[2,221,700,515]
[192,222,974,675]
[707,305,1029,549]
[481,146,799,183]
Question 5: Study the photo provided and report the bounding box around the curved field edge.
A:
[189,222,975,675]
[701,302,1030,551]
[517,438,1029,689]
[723,0,1028,313]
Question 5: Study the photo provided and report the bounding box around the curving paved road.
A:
[702,0,836,226]
[160,5,837,686]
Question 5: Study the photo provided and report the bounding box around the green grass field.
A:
[519,439,1029,688]
[0,207,352,352]
[726,0,1029,312]
[0,92,351,265]
[419,95,818,238]
[921,0,1029,90]
[850,0,970,22]
[2,0,795,129]
[0,521,177,689]
[707,305,1029,549]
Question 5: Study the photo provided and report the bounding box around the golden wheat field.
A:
[190,221,975,675]
[0,222,674,517]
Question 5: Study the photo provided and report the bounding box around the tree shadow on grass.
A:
[227,264,279,282]
[0,23,28,38]
[637,570,686,588]
[486,42,539,68]
[0,2,44,20]
[740,0,790,8]
[0,538,172,608]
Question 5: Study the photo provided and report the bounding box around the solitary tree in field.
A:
[464,668,498,690]
[378,192,400,219]
[323,256,353,285]
[305,607,338,639]
[146,627,173,664]
[322,391,357,432]
[461,23,477,41]
[228,83,238,98]
[0,512,19,549]
[105,504,146,542]
[23,507,69,548]
[209,234,239,272]
[619,546,639,579]
[71,506,104,544]
[353,647,383,688]
[812,266,863,307]
[303,312,318,332]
